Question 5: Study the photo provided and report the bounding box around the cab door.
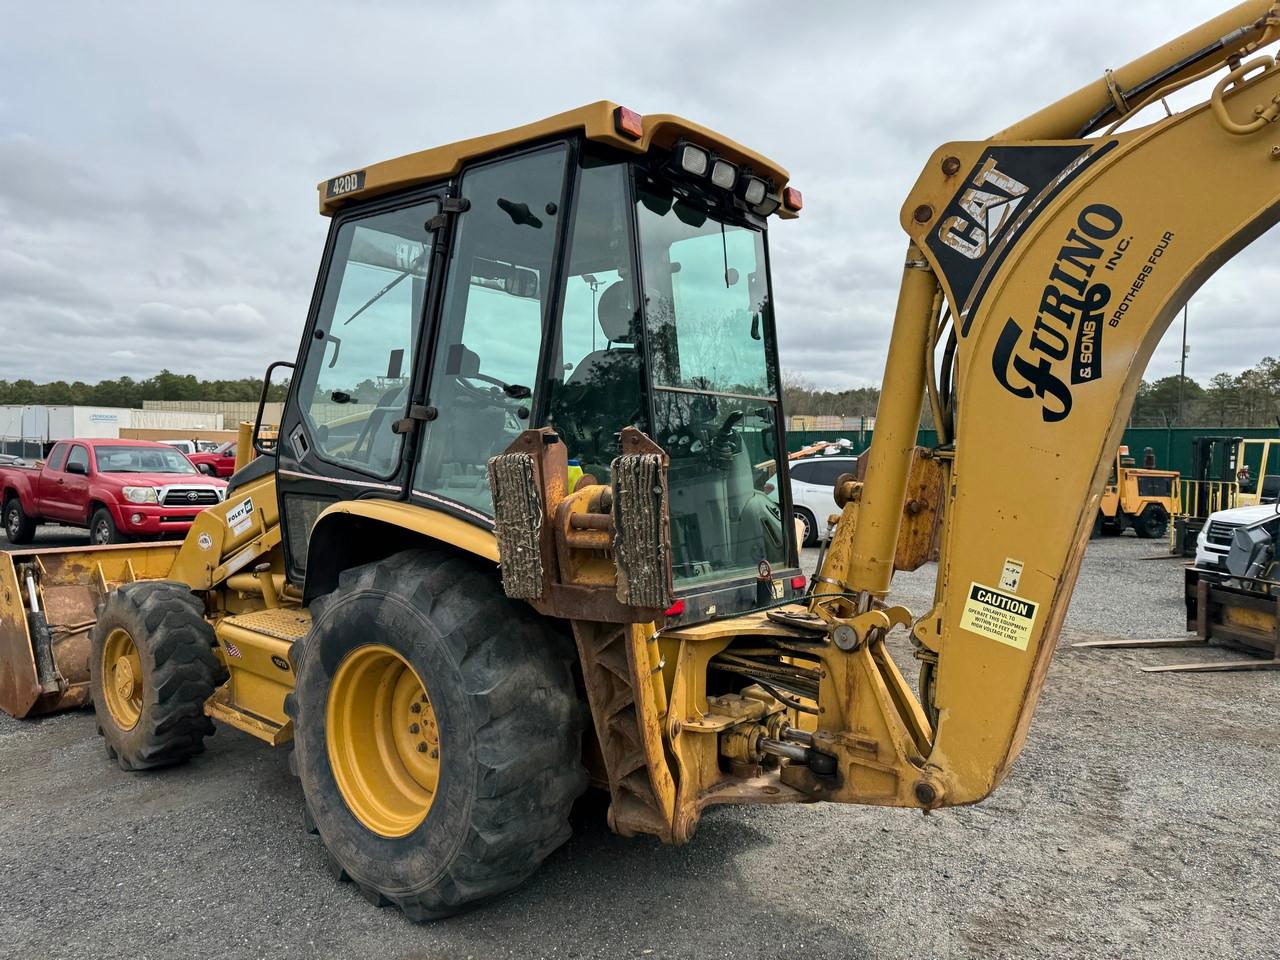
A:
[411,144,569,519]
[275,192,445,580]
[56,444,92,523]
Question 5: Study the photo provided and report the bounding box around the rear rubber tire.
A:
[794,507,818,548]
[89,581,225,770]
[90,507,127,545]
[1133,504,1169,540]
[286,548,588,922]
[4,498,35,544]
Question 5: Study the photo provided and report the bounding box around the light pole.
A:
[1177,303,1188,423]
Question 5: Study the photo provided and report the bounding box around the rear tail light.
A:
[614,106,644,140]
[663,599,686,617]
[790,575,807,591]
[783,186,804,211]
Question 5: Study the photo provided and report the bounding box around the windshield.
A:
[94,446,199,474]
[636,179,786,587]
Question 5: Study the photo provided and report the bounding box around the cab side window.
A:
[46,444,69,471]
[789,462,817,484]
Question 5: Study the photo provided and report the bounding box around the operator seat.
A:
[551,280,645,482]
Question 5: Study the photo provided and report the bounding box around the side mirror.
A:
[65,461,86,476]
[198,463,214,475]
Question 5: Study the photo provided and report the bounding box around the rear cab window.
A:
[46,444,69,471]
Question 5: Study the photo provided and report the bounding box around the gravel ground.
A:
[1,534,1276,960]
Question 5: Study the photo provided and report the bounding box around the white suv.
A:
[1194,502,1280,570]
[789,455,858,546]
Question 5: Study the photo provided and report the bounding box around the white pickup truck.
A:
[1194,502,1280,570]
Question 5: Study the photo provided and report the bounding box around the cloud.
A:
[0,0,1271,395]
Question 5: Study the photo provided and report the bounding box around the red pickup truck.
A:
[0,438,227,545]
[187,441,238,478]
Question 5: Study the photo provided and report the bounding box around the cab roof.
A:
[318,100,794,218]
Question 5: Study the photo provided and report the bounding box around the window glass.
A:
[789,461,817,484]
[545,160,645,485]
[66,445,90,473]
[813,460,853,486]
[636,182,785,587]
[637,187,774,397]
[94,446,197,474]
[295,200,437,478]
[415,146,567,514]
[46,444,68,471]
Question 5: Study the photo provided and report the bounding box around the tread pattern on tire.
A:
[90,581,226,770]
[285,548,588,922]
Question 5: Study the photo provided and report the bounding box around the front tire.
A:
[89,581,225,770]
[287,548,588,921]
[4,498,35,544]
[1132,504,1169,540]
[90,507,127,545]
[793,506,818,548]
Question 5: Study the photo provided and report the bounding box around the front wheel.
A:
[4,498,35,544]
[286,549,588,921]
[90,507,127,545]
[793,507,818,548]
[1132,504,1169,540]
[89,581,225,770]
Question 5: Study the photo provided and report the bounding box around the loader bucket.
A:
[0,542,182,718]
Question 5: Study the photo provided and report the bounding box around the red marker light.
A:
[790,575,807,591]
[782,186,804,211]
[663,599,685,617]
[614,106,644,140]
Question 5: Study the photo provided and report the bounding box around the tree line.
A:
[0,370,290,407]
[0,359,1276,428]
[1129,357,1280,428]
[783,356,1280,429]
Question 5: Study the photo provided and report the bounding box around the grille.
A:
[1206,521,1238,547]
[162,487,221,507]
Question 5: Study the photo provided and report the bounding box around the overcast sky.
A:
[0,1,1271,391]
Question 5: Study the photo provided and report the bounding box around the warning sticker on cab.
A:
[959,582,1038,651]
[226,496,254,536]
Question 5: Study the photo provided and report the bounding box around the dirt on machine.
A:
[5,0,1280,923]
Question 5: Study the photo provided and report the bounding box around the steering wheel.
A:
[452,372,512,404]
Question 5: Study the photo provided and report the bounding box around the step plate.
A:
[221,607,311,642]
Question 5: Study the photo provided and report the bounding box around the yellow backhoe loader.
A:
[4,0,1280,921]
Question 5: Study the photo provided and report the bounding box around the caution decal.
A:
[960,582,1038,651]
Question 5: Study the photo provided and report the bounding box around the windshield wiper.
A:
[341,249,427,326]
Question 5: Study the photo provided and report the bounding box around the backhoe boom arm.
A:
[819,1,1280,804]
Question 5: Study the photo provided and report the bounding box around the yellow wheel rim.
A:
[326,644,440,838]
[101,627,144,731]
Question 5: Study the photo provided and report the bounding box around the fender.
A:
[303,499,499,601]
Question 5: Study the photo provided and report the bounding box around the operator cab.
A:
[274,103,804,622]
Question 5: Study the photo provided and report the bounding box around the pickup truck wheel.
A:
[90,508,127,545]
[4,498,35,544]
